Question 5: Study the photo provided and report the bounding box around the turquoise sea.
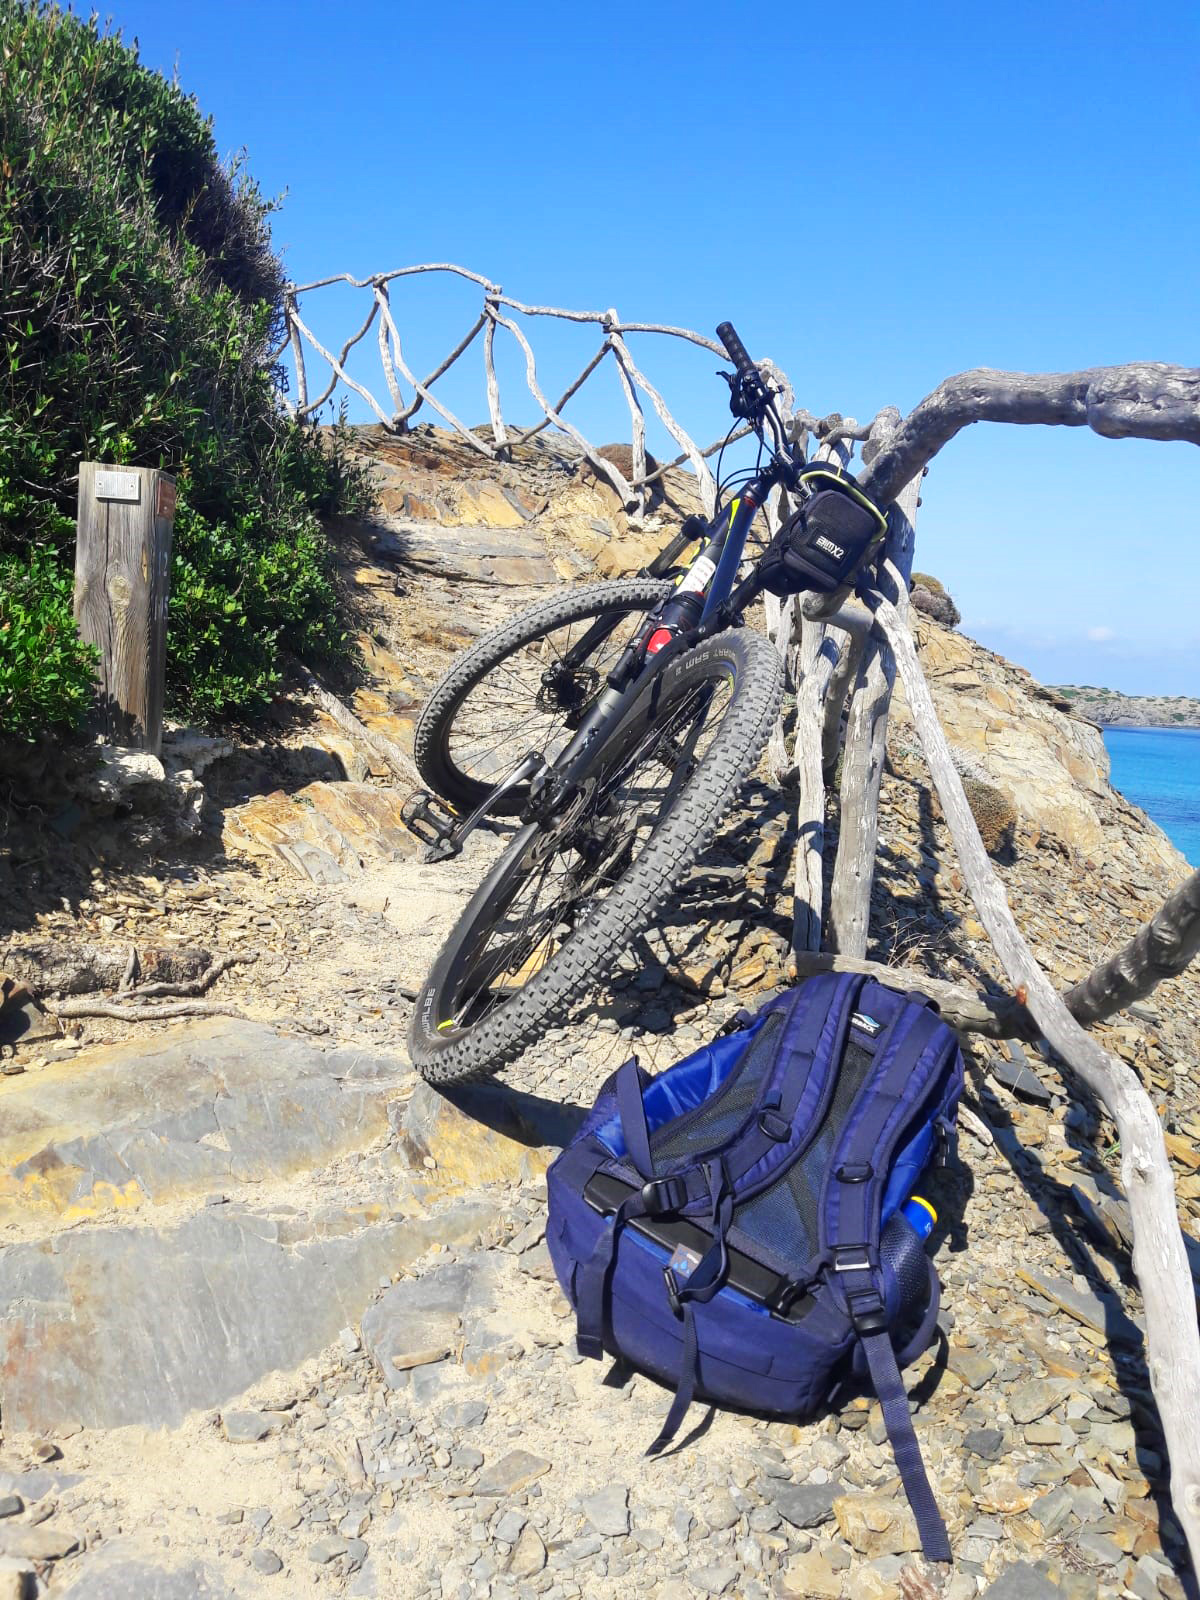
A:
[1103,727,1200,868]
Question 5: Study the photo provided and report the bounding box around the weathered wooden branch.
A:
[51,998,251,1022]
[1,941,212,997]
[294,663,422,789]
[287,300,387,424]
[513,344,610,446]
[857,364,1200,506]
[373,294,494,455]
[790,951,1037,1039]
[483,303,509,456]
[488,309,637,505]
[395,314,488,428]
[789,437,853,951]
[820,601,872,778]
[873,574,1200,1572]
[827,416,920,957]
[604,329,718,515]
[285,293,308,413]
[791,619,840,953]
[375,282,405,415]
[1065,867,1200,1025]
[608,315,647,511]
[127,950,258,999]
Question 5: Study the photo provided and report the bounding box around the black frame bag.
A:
[761,469,889,597]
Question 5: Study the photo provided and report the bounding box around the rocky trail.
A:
[0,425,1197,1600]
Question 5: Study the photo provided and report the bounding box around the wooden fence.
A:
[272,262,812,518]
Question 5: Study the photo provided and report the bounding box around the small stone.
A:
[964,1428,1005,1461]
[1008,1381,1060,1425]
[440,1399,489,1430]
[990,1055,1052,1104]
[1075,1530,1122,1566]
[769,1480,842,1530]
[0,1499,20,1520]
[1023,1422,1062,1446]
[221,1410,273,1442]
[215,1508,244,1525]
[252,1549,284,1575]
[473,1450,552,1497]
[507,1524,546,1579]
[672,1507,694,1543]
[339,1511,370,1538]
[690,1563,741,1596]
[981,1562,1060,1599]
[833,1493,921,1557]
[0,1523,79,1561]
[495,1510,527,1544]
[703,1487,741,1532]
[307,1535,349,1564]
[777,1548,842,1598]
[339,1326,362,1355]
[949,1348,998,1390]
[580,1483,629,1537]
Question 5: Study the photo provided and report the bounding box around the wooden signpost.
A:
[73,462,175,755]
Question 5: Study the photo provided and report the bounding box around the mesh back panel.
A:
[733,1037,876,1271]
[650,1011,786,1164]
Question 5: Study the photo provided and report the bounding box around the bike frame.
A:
[526,452,795,823]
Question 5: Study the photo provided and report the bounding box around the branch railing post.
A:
[873,573,1200,1572]
[787,434,853,953]
[483,294,509,458]
[825,414,920,957]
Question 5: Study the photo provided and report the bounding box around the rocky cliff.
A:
[1053,686,1200,729]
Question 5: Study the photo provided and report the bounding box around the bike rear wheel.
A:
[412,577,673,815]
[408,626,784,1083]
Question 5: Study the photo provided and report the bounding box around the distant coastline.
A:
[1054,685,1200,730]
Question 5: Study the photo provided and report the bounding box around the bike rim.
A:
[441,601,655,793]
[430,657,741,1039]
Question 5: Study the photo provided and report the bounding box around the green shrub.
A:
[0,546,99,736]
[0,1,372,735]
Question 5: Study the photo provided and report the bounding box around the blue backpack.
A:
[546,972,964,1564]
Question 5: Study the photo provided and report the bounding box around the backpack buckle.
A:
[844,1284,889,1336]
[662,1265,685,1318]
[758,1109,791,1142]
[640,1175,688,1215]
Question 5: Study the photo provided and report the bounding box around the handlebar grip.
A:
[716,320,756,378]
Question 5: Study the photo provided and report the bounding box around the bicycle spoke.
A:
[440,665,734,1031]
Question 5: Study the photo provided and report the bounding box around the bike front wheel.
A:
[408,626,784,1083]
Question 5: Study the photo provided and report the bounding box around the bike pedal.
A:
[401,790,460,852]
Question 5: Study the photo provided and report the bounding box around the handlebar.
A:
[716,320,756,379]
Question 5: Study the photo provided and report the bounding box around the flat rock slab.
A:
[362,1254,500,1391]
[1015,1266,1144,1346]
[0,1195,498,1430]
[0,1019,408,1228]
[368,518,558,587]
[222,781,421,882]
[397,1079,586,1188]
[56,1543,241,1598]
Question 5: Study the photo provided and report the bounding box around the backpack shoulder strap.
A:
[821,998,952,1563]
[721,969,870,1195]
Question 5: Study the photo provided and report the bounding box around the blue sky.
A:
[114,0,1198,693]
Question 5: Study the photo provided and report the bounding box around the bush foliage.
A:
[0,1,370,736]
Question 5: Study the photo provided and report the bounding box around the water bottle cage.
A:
[761,471,888,598]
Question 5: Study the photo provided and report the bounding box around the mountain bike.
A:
[405,323,891,1083]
